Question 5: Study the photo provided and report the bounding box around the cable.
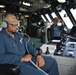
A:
[30,60,49,75]
[24,33,49,75]
[24,33,30,54]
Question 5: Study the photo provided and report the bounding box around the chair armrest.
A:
[0,64,20,75]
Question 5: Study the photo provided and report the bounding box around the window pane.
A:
[59,10,73,29]
[70,8,76,21]
[41,15,47,22]
[45,14,52,23]
[51,12,57,18]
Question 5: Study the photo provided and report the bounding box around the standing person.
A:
[0,14,59,75]
[50,17,64,39]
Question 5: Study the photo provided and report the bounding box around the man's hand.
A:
[61,21,64,25]
[36,55,45,67]
[20,54,32,62]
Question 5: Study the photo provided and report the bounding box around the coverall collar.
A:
[1,28,15,37]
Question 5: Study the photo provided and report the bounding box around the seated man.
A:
[0,14,59,75]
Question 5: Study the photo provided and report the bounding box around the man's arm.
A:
[23,37,45,67]
[0,36,22,64]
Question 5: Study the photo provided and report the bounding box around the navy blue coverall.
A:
[51,24,64,39]
[0,29,59,75]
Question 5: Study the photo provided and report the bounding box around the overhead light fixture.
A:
[44,4,51,8]
[20,7,27,11]
[23,2,31,6]
[1,10,6,13]
[25,15,29,17]
[0,5,5,8]
[57,0,66,3]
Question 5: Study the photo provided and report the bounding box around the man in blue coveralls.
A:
[50,17,64,39]
[0,14,59,75]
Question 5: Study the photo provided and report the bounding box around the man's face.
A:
[6,23,18,33]
[54,20,58,25]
